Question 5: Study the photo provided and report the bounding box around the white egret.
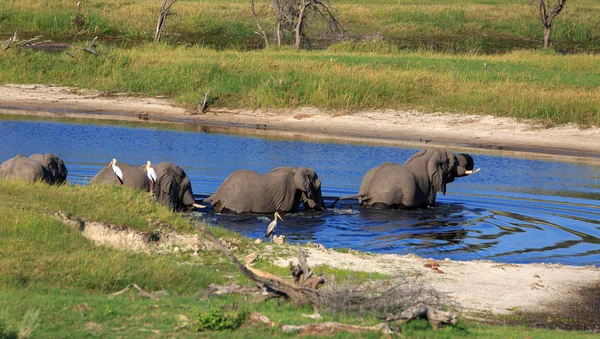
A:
[265,211,283,241]
[144,161,158,192]
[109,158,123,185]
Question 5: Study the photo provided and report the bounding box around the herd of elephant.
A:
[0,149,478,213]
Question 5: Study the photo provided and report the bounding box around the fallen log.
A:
[194,223,321,306]
[383,302,456,330]
[281,322,393,335]
[246,312,394,335]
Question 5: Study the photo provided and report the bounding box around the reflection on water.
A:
[1,118,600,266]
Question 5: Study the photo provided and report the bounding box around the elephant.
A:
[29,153,68,185]
[149,162,205,211]
[352,149,478,209]
[0,153,68,185]
[204,166,325,213]
[89,159,150,191]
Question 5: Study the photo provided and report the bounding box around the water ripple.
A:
[1,118,599,265]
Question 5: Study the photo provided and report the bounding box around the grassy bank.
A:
[1,0,599,127]
[2,0,599,52]
[1,45,599,126]
[0,180,597,337]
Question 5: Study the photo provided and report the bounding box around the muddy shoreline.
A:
[1,84,600,164]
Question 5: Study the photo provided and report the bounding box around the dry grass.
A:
[320,274,453,316]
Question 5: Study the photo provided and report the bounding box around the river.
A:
[1,117,599,266]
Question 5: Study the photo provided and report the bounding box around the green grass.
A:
[1,45,598,126]
[2,0,600,52]
[0,180,597,337]
[1,0,599,126]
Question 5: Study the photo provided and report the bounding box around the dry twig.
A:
[108,283,159,301]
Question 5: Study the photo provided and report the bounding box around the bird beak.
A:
[106,160,112,167]
[465,168,481,175]
[275,212,283,221]
[143,163,148,171]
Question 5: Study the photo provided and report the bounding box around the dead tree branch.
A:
[3,32,17,51]
[250,0,269,48]
[294,0,343,49]
[16,36,42,48]
[195,223,321,306]
[539,0,567,48]
[155,0,178,43]
[108,283,160,301]
[195,91,211,114]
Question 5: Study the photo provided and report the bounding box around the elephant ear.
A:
[427,151,447,195]
[294,168,313,199]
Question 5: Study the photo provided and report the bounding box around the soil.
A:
[3,84,600,331]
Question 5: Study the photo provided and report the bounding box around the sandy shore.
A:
[1,84,599,329]
[1,84,600,163]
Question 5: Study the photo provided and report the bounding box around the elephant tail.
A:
[330,194,360,208]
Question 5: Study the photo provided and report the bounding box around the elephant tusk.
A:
[192,203,206,209]
[465,168,481,175]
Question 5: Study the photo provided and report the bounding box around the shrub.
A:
[195,307,247,332]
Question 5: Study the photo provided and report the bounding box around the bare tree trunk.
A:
[276,21,281,48]
[543,26,552,49]
[155,0,178,43]
[250,0,269,48]
[295,3,308,49]
[539,0,567,49]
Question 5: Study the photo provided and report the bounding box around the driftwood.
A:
[3,33,42,51]
[247,312,394,335]
[3,32,17,50]
[195,91,211,114]
[108,283,159,301]
[195,223,322,306]
[246,303,455,335]
[383,303,457,330]
[290,244,325,290]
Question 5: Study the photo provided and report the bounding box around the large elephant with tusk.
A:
[347,149,478,209]
[204,166,325,213]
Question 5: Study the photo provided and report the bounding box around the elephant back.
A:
[90,161,149,191]
[0,154,51,184]
[358,162,421,207]
[207,169,297,213]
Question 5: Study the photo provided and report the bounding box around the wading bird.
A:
[109,158,123,185]
[144,161,158,192]
[265,211,283,241]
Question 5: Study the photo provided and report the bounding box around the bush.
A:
[195,307,247,332]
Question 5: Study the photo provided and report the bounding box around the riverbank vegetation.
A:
[1,0,599,127]
[0,180,596,337]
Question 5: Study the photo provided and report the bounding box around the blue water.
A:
[1,118,599,266]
